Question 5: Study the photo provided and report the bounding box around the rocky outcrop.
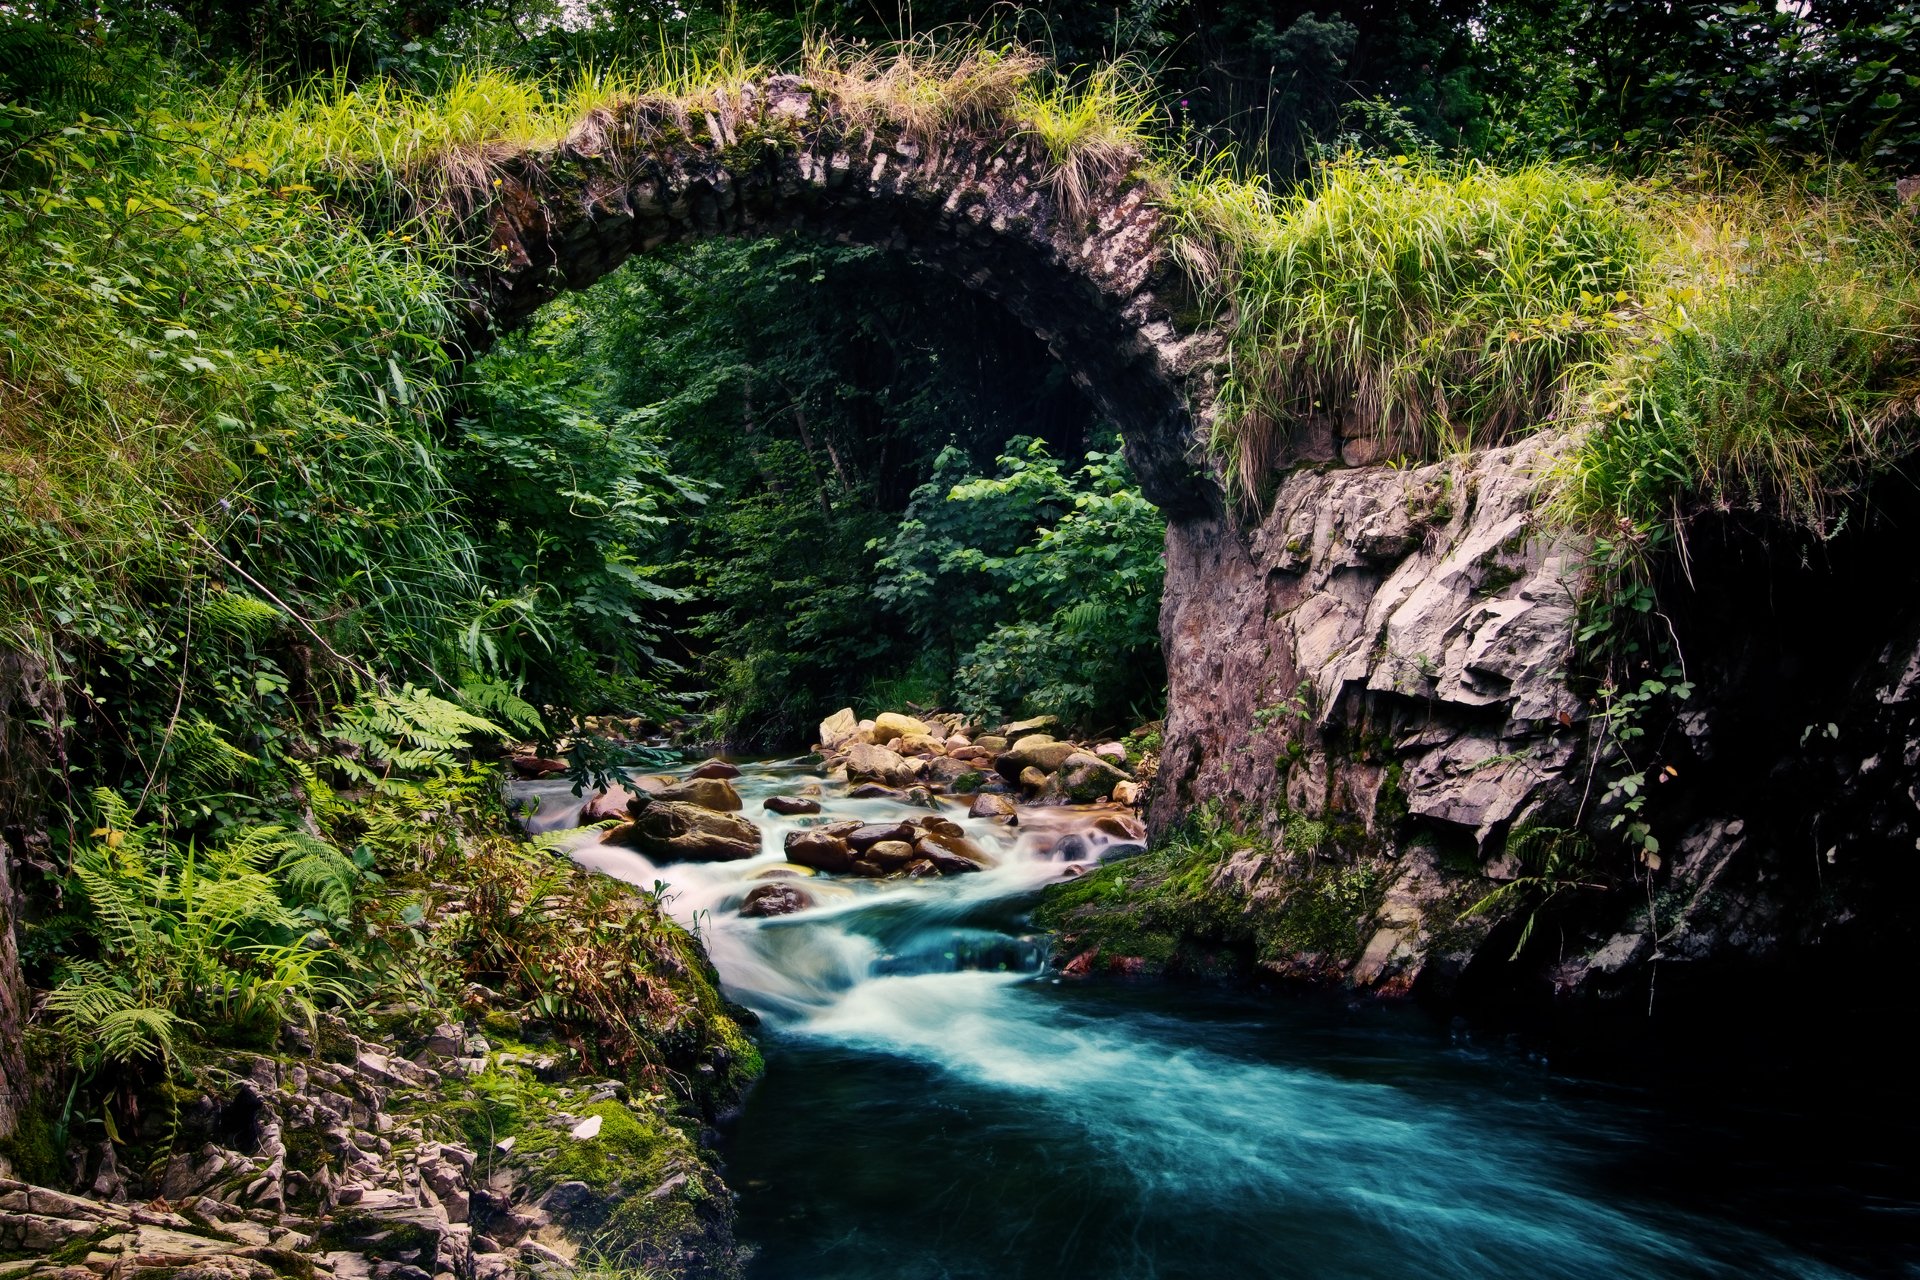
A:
[780,815,993,882]
[605,797,761,862]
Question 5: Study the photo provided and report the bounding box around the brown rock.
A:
[509,756,568,779]
[764,795,822,816]
[1018,765,1050,792]
[604,801,759,862]
[1093,813,1147,841]
[741,882,812,918]
[580,784,641,822]
[867,839,918,869]
[818,707,860,750]
[897,732,947,756]
[844,741,914,786]
[872,711,931,744]
[969,792,1018,821]
[690,759,741,779]
[654,776,742,811]
[972,735,1009,752]
[997,735,1077,776]
[1111,780,1141,806]
[784,828,854,873]
[1058,752,1129,803]
[848,782,905,799]
[847,821,916,851]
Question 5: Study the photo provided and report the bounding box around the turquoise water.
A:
[536,759,1917,1280]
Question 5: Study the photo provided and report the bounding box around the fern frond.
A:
[194,589,283,642]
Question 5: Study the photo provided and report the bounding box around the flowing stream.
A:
[517,758,1916,1280]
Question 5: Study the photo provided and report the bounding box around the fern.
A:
[194,589,283,643]
[167,716,260,792]
[326,684,507,790]
[45,792,342,1071]
[459,674,546,737]
[1464,825,1605,960]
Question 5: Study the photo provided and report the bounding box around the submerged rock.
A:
[690,759,741,779]
[741,882,812,918]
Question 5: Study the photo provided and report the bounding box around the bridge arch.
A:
[444,75,1221,516]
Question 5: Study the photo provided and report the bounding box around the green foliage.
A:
[1464,825,1605,960]
[321,684,507,790]
[44,790,353,1072]
[876,437,1166,730]
[1554,171,1920,570]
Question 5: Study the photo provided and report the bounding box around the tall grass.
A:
[1169,156,1649,488]
[1550,165,1920,576]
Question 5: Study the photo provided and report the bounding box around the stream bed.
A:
[516,757,1917,1280]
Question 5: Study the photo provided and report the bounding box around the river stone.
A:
[784,828,854,873]
[1018,765,1051,793]
[509,755,569,779]
[1112,780,1141,806]
[897,732,947,756]
[998,735,1077,775]
[973,735,1009,752]
[604,801,759,862]
[818,707,860,749]
[917,839,987,875]
[924,756,976,784]
[844,741,914,786]
[866,839,917,870]
[653,776,742,812]
[1059,752,1130,803]
[740,882,812,918]
[921,815,965,837]
[946,734,972,749]
[1001,715,1058,736]
[848,782,905,799]
[1093,742,1129,766]
[690,759,741,779]
[764,795,821,815]
[970,792,1017,821]
[1093,813,1147,841]
[906,858,940,878]
[580,784,643,823]
[872,711,931,744]
[847,821,916,851]
[917,828,994,868]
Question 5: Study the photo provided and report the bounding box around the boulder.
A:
[918,841,987,875]
[1018,765,1051,792]
[741,882,812,918]
[690,759,741,779]
[764,795,822,816]
[1059,752,1130,803]
[1001,715,1058,736]
[604,801,760,862]
[1093,813,1147,841]
[925,756,977,784]
[897,732,947,756]
[998,734,1077,775]
[973,735,1009,752]
[872,711,931,744]
[818,707,860,749]
[946,735,972,750]
[580,784,642,823]
[653,776,742,812]
[917,827,995,868]
[1112,780,1141,806]
[784,828,854,873]
[1093,742,1129,766]
[844,741,915,786]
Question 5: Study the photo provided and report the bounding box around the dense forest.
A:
[1,0,1917,1275]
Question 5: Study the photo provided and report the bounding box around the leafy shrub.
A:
[877,437,1165,730]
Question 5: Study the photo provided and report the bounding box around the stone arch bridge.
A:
[444,77,1590,877]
